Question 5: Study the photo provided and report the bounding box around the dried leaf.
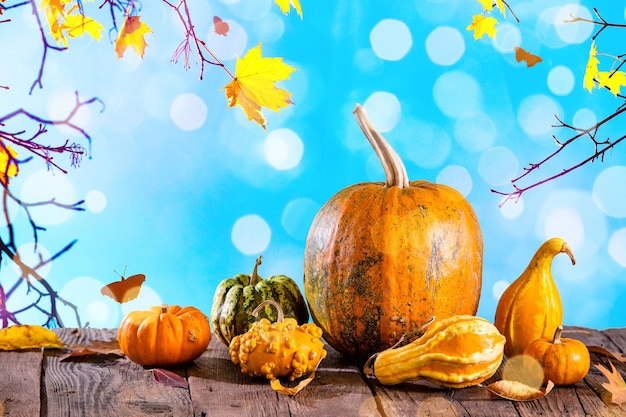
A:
[0,324,64,350]
[514,46,543,68]
[481,380,554,401]
[223,43,296,129]
[274,0,302,19]
[213,15,229,36]
[152,368,189,388]
[101,273,145,303]
[595,362,626,405]
[587,346,626,363]
[60,339,124,361]
[466,14,498,40]
[270,372,316,396]
[115,15,152,58]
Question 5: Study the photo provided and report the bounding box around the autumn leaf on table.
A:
[466,14,498,39]
[0,142,18,185]
[275,0,303,19]
[115,15,152,58]
[223,43,296,129]
[60,339,124,361]
[587,345,626,363]
[0,324,64,350]
[596,361,626,405]
[152,368,189,388]
[514,46,543,68]
[481,380,554,401]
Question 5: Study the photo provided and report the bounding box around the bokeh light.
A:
[281,198,320,240]
[433,71,482,118]
[547,65,575,96]
[363,92,401,133]
[517,94,561,137]
[231,214,271,255]
[59,276,120,328]
[370,19,413,61]
[85,190,107,214]
[436,165,472,197]
[454,111,496,152]
[264,128,304,170]
[609,228,626,267]
[170,93,208,131]
[492,22,522,53]
[426,26,465,66]
[593,166,626,218]
[20,170,77,226]
[478,147,519,186]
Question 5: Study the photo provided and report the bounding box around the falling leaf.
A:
[597,71,626,96]
[587,346,626,363]
[223,43,296,129]
[152,368,189,388]
[481,380,554,401]
[115,15,152,58]
[61,13,104,41]
[466,14,498,40]
[274,0,302,19]
[213,15,229,36]
[477,0,505,15]
[101,273,146,303]
[514,46,543,67]
[60,339,124,361]
[0,142,18,185]
[596,362,626,405]
[0,324,64,350]
[584,41,600,92]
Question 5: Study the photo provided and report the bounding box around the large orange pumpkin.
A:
[303,104,483,359]
[118,304,211,366]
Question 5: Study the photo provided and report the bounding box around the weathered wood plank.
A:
[47,328,193,417]
[187,338,380,417]
[0,349,43,417]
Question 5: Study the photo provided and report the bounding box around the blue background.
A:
[1,0,625,330]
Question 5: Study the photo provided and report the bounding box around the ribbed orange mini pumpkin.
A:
[118,304,211,367]
[303,104,483,359]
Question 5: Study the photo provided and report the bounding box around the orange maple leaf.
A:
[596,362,626,405]
[115,15,152,58]
[223,43,296,129]
[514,46,542,67]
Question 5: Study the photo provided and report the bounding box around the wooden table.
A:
[1,326,625,416]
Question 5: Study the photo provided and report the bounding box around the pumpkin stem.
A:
[160,304,169,314]
[353,104,410,189]
[250,255,263,286]
[552,325,564,344]
[252,299,284,323]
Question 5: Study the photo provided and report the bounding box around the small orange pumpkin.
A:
[303,104,483,359]
[523,325,590,385]
[118,304,211,366]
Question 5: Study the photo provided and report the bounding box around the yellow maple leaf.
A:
[62,13,104,41]
[275,0,302,19]
[584,41,600,92]
[115,15,152,58]
[0,142,18,186]
[466,14,498,39]
[476,0,505,16]
[223,43,296,129]
[597,70,626,96]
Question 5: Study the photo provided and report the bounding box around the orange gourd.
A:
[303,104,483,359]
[118,304,211,366]
[523,325,590,385]
[494,237,575,357]
[364,315,505,388]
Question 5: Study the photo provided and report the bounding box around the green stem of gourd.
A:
[353,104,410,189]
[250,255,263,286]
[252,299,284,323]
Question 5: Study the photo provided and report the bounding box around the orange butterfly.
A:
[213,16,229,36]
[101,270,146,303]
[514,46,542,68]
